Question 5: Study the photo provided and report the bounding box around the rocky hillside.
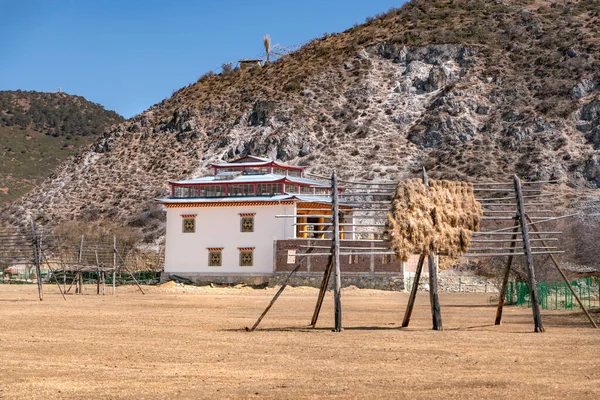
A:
[5,0,600,241]
[0,91,123,205]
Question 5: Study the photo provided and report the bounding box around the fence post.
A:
[30,221,43,301]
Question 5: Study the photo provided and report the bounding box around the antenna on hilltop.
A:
[57,87,62,93]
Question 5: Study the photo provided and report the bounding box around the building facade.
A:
[157,155,351,280]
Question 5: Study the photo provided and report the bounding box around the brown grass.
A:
[0,285,599,399]
[387,179,482,262]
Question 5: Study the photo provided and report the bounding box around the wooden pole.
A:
[422,168,442,330]
[79,271,84,295]
[39,248,67,301]
[248,234,327,331]
[31,221,43,301]
[526,215,597,329]
[332,171,343,332]
[495,226,519,325]
[428,248,442,330]
[95,251,100,295]
[514,175,544,332]
[77,235,84,295]
[113,235,117,295]
[308,221,337,327]
[78,235,84,263]
[245,263,303,332]
[401,253,425,327]
[309,250,334,327]
[114,247,145,294]
[66,274,77,294]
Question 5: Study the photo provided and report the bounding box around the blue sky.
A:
[1,0,405,119]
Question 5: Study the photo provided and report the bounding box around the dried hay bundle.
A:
[386,179,482,263]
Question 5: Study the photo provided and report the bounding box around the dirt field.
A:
[1,284,599,399]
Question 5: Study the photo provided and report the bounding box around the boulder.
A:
[584,153,600,187]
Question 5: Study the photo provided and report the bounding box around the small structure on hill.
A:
[238,59,263,70]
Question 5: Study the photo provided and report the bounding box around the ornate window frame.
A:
[238,247,254,267]
[239,213,255,233]
[207,247,223,267]
[181,214,197,233]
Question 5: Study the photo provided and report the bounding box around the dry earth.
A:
[0,284,599,399]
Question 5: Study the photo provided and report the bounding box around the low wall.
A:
[161,273,273,286]
[269,273,405,291]
[161,271,497,293]
[406,271,499,293]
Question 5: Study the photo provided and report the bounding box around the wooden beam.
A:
[428,250,442,330]
[401,253,425,327]
[332,171,343,332]
[526,215,598,329]
[422,167,442,331]
[31,221,43,301]
[310,249,334,327]
[495,226,519,325]
[245,263,303,332]
[514,175,544,333]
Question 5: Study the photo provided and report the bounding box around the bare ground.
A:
[0,284,599,399]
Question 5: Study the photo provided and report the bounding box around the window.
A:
[301,186,314,194]
[288,170,302,177]
[382,254,395,264]
[244,167,269,175]
[273,168,287,175]
[315,188,329,195]
[173,186,198,198]
[229,184,254,196]
[257,183,282,196]
[182,218,195,233]
[208,249,222,267]
[241,216,254,232]
[284,184,299,194]
[239,249,254,267]
[199,185,226,197]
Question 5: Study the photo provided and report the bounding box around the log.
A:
[401,253,425,327]
[514,175,544,333]
[332,171,343,332]
[31,221,43,301]
[495,227,519,325]
[526,215,597,329]
[428,249,442,331]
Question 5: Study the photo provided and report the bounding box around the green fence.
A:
[505,277,600,310]
[1,270,159,285]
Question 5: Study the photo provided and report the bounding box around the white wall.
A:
[164,203,295,274]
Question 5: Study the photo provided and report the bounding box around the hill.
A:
[0,90,124,205]
[4,0,600,243]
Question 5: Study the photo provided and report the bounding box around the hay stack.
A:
[386,179,482,262]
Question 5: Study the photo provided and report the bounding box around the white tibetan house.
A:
[157,155,354,282]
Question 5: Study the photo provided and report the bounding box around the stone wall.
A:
[268,273,405,291]
[161,268,497,293]
[406,271,499,293]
